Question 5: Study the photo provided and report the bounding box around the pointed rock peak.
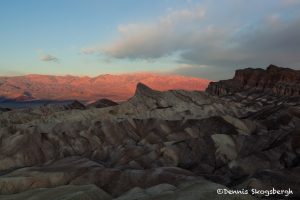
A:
[267,64,281,71]
[135,82,155,96]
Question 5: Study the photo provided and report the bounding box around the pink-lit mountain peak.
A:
[0,73,211,101]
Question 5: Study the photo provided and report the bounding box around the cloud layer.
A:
[84,7,206,59]
[83,0,300,79]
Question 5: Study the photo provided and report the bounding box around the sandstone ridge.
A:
[206,64,300,96]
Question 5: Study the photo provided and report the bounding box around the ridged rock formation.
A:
[0,70,299,199]
[206,65,300,96]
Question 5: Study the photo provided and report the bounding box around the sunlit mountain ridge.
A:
[0,72,211,101]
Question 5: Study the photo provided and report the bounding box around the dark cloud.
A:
[40,54,59,63]
[178,17,300,71]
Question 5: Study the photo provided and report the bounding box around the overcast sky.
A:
[0,0,299,80]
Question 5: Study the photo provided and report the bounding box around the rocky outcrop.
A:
[114,180,255,200]
[0,157,196,196]
[0,184,112,200]
[0,156,257,200]
[206,64,300,96]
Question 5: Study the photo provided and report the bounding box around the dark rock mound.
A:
[87,98,118,108]
[64,100,86,110]
[0,107,11,112]
[14,91,35,101]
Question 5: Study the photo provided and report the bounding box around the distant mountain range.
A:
[0,73,210,101]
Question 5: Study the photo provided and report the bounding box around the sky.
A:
[0,0,300,80]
